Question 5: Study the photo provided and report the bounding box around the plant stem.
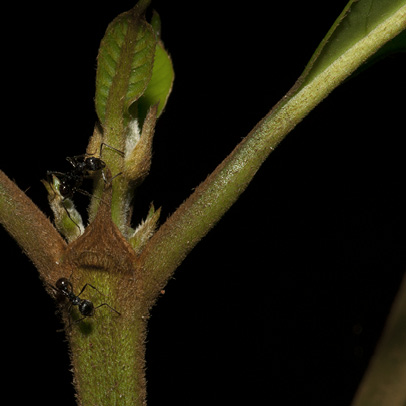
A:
[68,273,148,406]
[0,170,66,282]
[138,5,406,304]
[0,4,404,406]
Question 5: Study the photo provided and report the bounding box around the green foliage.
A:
[92,1,174,230]
[297,0,406,90]
[95,5,156,127]
[137,42,174,124]
[95,2,173,132]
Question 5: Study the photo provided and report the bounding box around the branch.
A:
[0,170,66,281]
[138,4,406,304]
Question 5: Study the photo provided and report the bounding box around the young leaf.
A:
[42,176,84,242]
[137,42,174,123]
[95,1,156,131]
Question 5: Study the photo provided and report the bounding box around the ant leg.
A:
[87,142,124,158]
[98,143,124,183]
[99,142,124,157]
[47,170,68,179]
[61,200,82,232]
[94,303,121,316]
[77,283,121,316]
[104,171,122,184]
[76,187,109,208]
[76,188,96,199]
[76,283,92,297]
[55,301,75,332]
[101,169,108,183]
[77,283,109,299]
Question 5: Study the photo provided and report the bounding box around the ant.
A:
[49,156,106,200]
[47,143,123,200]
[53,277,121,325]
[46,143,123,230]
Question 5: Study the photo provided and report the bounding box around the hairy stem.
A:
[0,170,66,282]
[138,6,406,304]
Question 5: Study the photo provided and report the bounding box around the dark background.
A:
[1,1,405,405]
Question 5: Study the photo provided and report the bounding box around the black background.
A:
[1,1,405,405]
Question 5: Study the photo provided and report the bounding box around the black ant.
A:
[53,277,121,325]
[47,143,123,200]
[46,143,123,230]
[48,156,106,200]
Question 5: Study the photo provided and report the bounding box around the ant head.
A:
[56,277,73,294]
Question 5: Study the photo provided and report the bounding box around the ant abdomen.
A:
[78,300,95,317]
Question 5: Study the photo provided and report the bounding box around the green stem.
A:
[0,4,404,406]
[138,5,406,304]
[68,271,148,406]
[96,2,155,231]
[0,170,66,281]
[47,181,147,405]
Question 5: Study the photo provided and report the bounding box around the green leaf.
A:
[296,0,406,91]
[137,42,174,123]
[41,176,84,242]
[150,10,162,40]
[95,1,156,127]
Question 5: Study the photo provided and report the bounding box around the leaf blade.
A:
[297,0,406,90]
[95,4,156,128]
[137,42,174,122]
